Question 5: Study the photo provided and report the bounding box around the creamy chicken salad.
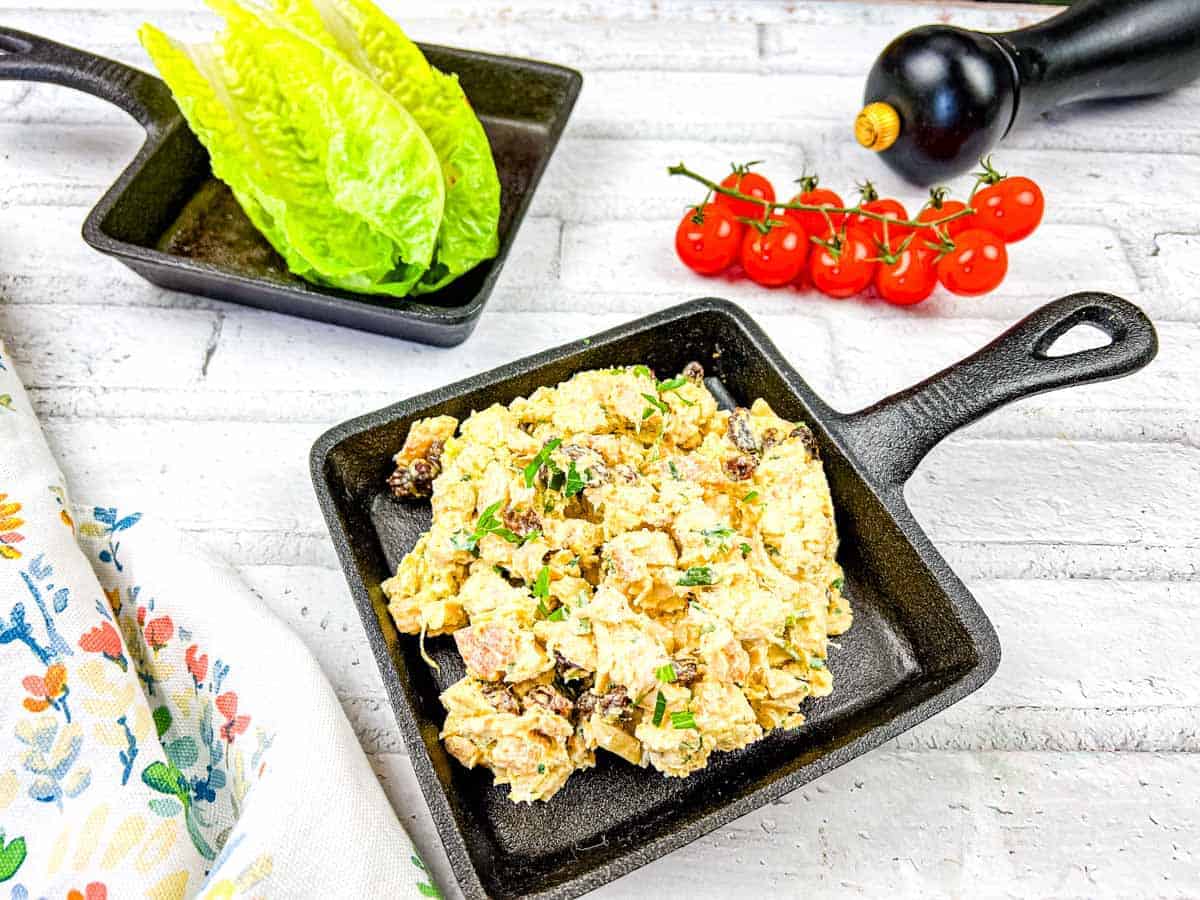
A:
[382,363,851,802]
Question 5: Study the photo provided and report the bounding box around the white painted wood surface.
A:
[2,1,1198,896]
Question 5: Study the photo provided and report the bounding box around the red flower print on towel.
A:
[22,662,71,721]
[79,621,128,671]
[136,606,146,627]
[215,691,250,743]
[185,644,208,690]
[144,616,174,653]
[67,882,107,900]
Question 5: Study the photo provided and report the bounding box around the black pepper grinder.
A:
[855,0,1200,185]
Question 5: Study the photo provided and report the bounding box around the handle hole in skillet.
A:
[1042,321,1114,357]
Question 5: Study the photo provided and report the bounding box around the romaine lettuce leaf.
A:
[139,0,444,297]
[272,0,501,294]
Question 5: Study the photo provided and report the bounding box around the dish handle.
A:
[838,292,1158,490]
[0,27,178,135]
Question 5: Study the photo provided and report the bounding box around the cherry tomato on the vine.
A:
[970,176,1044,243]
[716,168,776,222]
[916,199,970,240]
[740,221,808,287]
[809,230,875,298]
[784,188,845,240]
[937,229,1008,296]
[876,245,938,306]
[850,198,912,250]
[674,204,743,276]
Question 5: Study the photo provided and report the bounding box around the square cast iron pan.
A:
[311,293,1156,899]
[0,27,581,346]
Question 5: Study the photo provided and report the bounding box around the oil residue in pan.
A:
[156,178,297,285]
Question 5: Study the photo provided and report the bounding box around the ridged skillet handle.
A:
[0,27,177,134]
[839,292,1158,490]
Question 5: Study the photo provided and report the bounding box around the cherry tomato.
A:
[850,198,912,250]
[876,246,938,306]
[716,169,776,221]
[674,204,743,275]
[784,188,845,241]
[970,176,1044,243]
[740,221,808,287]
[916,199,970,240]
[937,229,1008,296]
[809,230,875,298]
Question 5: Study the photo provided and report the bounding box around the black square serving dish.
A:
[0,27,581,346]
[311,295,1155,898]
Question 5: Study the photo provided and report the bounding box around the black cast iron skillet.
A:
[0,28,580,346]
[312,292,1156,900]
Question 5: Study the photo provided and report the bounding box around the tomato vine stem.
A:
[668,162,976,231]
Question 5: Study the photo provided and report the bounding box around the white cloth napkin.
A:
[0,338,441,898]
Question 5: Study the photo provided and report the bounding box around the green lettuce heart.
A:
[273,0,501,293]
[140,0,445,297]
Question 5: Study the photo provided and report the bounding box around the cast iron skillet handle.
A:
[0,27,178,135]
[999,0,1200,128]
[839,292,1157,491]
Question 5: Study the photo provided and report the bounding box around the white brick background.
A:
[2,1,1198,896]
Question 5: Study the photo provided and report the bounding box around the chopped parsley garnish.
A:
[641,393,668,419]
[656,376,694,405]
[533,565,550,599]
[652,690,667,727]
[655,663,677,683]
[670,710,698,730]
[668,460,681,481]
[830,577,845,592]
[547,606,567,622]
[701,525,735,543]
[742,490,759,503]
[632,364,653,379]
[657,376,688,392]
[451,500,503,553]
[563,461,586,497]
[739,542,752,558]
[537,763,546,774]
[677,566,717,587]
[523,438,562,488]
[808,656,827,670]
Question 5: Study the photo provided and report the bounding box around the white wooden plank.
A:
[558,219,1147,320]
[364,748,1200,900]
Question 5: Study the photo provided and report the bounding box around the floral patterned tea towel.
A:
[0,339,441,898]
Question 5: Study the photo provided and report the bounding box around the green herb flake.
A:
[739,542,752,558]
[652,690,667,727]
[547,606,567,622]
[657,376,688,392]
[632,364,653,379]
[655,663,677,683]
[677,566,717,587]
[668,460,682,481]
[563,461,586,498]
[641,393,669,420]
[742,490,759,503]
[537,763,546,774]
[809,656,827,670]
[524,438,563,488]
[533,565,550,599]
[830,577,845,592]
[701,525,735,543]
[670,710,698,730]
